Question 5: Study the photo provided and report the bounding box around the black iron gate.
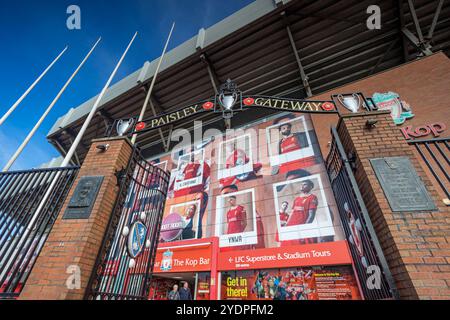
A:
[326,126,399,300]
[408,137,450,201]
[87,147,169,300]
[0,166,79,299]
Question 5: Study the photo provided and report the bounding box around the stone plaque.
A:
[63,176,104,220]
[370,157,436,212]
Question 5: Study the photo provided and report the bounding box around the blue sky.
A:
[0,0,253,170]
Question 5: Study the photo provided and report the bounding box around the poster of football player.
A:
[266,114,317,175]
[215,189,258,248]
[159,200,202,243]
[273,174,335,245]
[168,148,211,199]
[344,202,368,268]
[217,134,262,187]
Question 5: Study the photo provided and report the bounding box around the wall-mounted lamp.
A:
[365,119,378,129]
[96,144,110,152]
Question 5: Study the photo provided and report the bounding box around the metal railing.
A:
[409,137,450,201]
[87,146,170,300]
[326,126,399,300]
[0,166,79,299]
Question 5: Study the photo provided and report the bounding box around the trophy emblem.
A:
[337,93,362,113]
[215,79,242,119]
[116,118,135,136]
[219,91,238,111]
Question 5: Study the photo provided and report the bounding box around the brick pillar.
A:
[336,111,450,300]
[20,137,133,300]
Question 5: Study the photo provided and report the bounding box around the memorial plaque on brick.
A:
[63,176,104,219]
[370,157,436,212]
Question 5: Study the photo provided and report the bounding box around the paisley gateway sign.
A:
[132,95,337,134]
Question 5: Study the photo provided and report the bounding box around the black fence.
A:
[326,126,399,300]
[0,166,79,299]
[87,147,170,300]
[409,137,450,200]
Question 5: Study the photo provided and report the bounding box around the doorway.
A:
[149,272,211,300]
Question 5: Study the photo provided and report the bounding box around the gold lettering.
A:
[169,112,178,122]
[263,99,272,107]
[151,119,159,128]
[311,102,321,111]
[292,101,302,110]
[303,103,313,111]
[254,98,264,105]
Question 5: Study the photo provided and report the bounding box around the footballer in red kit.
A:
[226,196,247,235]
[220,140,262,188]
[172,152,211,198]
[273,115,316,174]
[220,185,265,251]
[281,180,318,246]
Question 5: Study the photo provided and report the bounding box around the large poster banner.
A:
[148,112,345,254]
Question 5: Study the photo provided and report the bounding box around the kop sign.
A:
[401,122,447,140]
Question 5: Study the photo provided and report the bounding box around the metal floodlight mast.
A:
[0,46,68,126]
[0,32,138,278]
[2,37,102,172]
[131,22,176,145]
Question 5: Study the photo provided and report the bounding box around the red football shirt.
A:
[280,135,302,154]
[226,149,249,168]
[226,205,247,234]
[279,134,316,173]
[287,194,318,226]
[183,162,201,179]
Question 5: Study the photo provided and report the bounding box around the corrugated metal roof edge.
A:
[47,0,282,137]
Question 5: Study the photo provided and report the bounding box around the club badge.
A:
[370,92,414,125]
[160,250,173,272]
[127,221,148,259]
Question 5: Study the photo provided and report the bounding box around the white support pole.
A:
[61,31,138,168]
[0,46,68,127]
[131,22,175,145]
[2,38,102,172]
[0,32,138,275]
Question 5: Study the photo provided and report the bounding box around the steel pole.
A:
[2,38,102,172]
[0,32,138,278]
[0,46,68,126]
[131,22,175,145]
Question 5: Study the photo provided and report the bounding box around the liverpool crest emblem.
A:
[370,92,414,125]
[160,250,173,272]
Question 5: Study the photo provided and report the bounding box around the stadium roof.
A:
[47,0,450,164]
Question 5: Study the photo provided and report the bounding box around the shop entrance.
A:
[149,272,211,300]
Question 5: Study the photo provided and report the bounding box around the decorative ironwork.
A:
[408,137,450,202]
[0,166,79,299]
[87,146,170,300]
[326,126,399,300]
[214,79,242,119]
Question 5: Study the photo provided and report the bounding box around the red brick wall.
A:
[311,52,450,154]
[20,138,132,300]
[336,112,450,299]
